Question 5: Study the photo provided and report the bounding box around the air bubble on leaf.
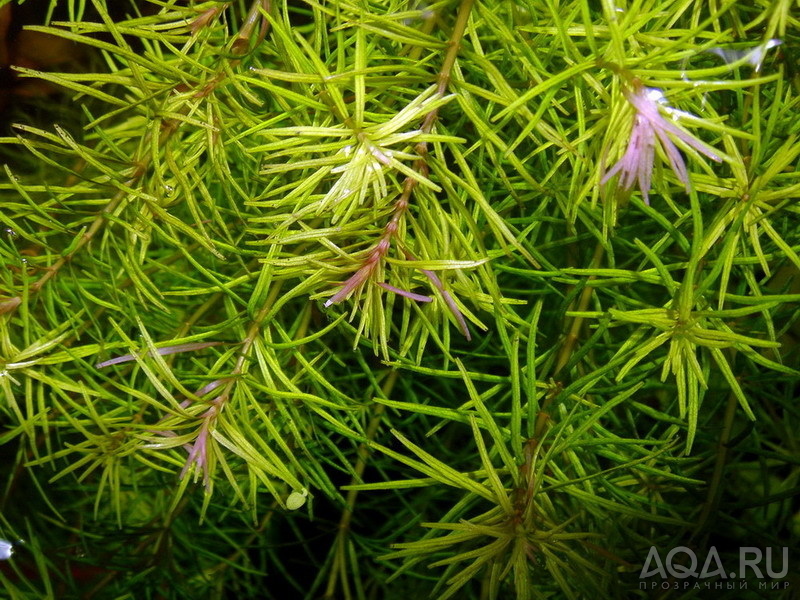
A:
[0,539,13,560]
[706,39,782,73]
[4,228,16,237]
[369,146,392,166]
[164,185,174,197]
[646,88,665,104]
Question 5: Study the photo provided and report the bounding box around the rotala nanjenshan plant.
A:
[601,77,723,204]
[0,1,797,599]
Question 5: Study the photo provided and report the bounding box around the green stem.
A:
[325,369,398,599]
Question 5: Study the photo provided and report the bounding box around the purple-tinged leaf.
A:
[602,83,722,203]
[194,377,232,397]
[419,267,471,340]
[324,263,376,307]
[95,341,223,369]
[377,282,433,303]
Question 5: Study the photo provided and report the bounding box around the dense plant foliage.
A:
[0,0,798,598]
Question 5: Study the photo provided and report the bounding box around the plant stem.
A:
[325,369,398,599]
[326,0,475,314]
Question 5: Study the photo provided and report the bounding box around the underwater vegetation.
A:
[0,1,798,598]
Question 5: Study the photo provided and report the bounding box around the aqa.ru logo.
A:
[638,546,790,592]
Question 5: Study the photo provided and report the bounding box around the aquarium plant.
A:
[0,0,798,598]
